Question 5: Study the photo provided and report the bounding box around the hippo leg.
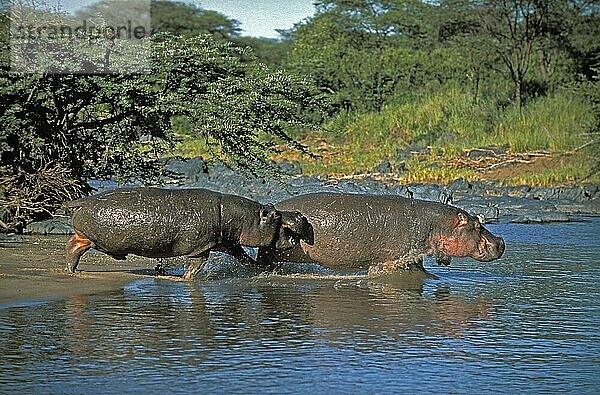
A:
[368,257,439,279]
[65,233,94,273]
[414,258,439,280]
[183,251,210,280]
[256,247,282,272]
[226,245,257,267]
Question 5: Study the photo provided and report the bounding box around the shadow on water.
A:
[0,271,494,393]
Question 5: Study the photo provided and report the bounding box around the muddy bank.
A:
[0,234,428,305]
[0,235,181,305]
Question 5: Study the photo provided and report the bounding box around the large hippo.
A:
[65,187,309,279]
[258,193,505,276]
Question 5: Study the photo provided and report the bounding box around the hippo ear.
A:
[455,212,469,228]
[260,207,280,223]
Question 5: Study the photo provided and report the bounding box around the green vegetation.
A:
[0,2,324,230]
[271,0,599,186]
[273,88,598,185]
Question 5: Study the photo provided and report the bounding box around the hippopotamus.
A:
[65,187,309,279]
[257,193,505,276]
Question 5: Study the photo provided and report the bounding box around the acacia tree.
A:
[0,24,325,230]
[474,0,549,108]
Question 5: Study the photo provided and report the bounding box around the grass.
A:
[494,94,595,152]
[176,88,599,187]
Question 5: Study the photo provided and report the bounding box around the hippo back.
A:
[275,193,459,270]
[71,188,221,257]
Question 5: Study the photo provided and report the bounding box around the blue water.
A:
[1,218,599,393]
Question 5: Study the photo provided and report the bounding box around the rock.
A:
[408,184,452,204]
[526,185,599,202]
[0,233,24,243]
[276,159,303,176]
[165,156,209,182]
[503,185,532,198]
[25,218,73,235]
[388,184,411,198]
[329,180,369,194]
[396,144,424,160]
[554,201,600,216]
[510,212,570,224]
[373,158,393,174]
[447,178,473,199]
[465,146,507,159]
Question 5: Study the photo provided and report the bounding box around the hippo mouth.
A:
[473,234,504,261]
[275,228,301,250]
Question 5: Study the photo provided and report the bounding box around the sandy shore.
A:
[0,236,179,306]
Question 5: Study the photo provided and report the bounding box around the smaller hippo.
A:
[65,188,309,279]
[258,193,505,276]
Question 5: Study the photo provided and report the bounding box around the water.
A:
[1,219,599,393]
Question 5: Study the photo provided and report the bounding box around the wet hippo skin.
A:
[258,193,505,275]
[65,188,308,279]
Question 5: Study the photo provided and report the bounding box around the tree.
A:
[1,9,325,231]
[475,0,549,108]
[286,1,437,112]
[149,0,241,38]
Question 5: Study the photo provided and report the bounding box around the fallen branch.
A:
[564,139,599,155]
[0,164,85,232]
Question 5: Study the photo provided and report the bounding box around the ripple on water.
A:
[1,219,599,392]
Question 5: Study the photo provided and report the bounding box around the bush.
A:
[0,30,325,231]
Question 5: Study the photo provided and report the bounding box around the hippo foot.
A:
[368,258,436,279]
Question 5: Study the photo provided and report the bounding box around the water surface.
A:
[1,219,599,393]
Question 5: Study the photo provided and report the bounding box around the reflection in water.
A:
[1,218,599,393]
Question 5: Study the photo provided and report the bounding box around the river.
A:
[1,218,599,393]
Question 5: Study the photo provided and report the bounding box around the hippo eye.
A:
[474,221,481,230]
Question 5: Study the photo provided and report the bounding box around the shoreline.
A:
[0,235,178,307]
[20,160,600,237]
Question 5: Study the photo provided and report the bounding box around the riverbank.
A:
[0,235,182,306]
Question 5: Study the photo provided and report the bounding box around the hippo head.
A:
[239,205,282,247]
[274,210,314,250]
[433,210,505,263]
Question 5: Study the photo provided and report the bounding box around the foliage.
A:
[233,36,291,69]
[150,32,325,173]
[286,0,599,112]
[149,0,241,38]
[278,86,598,186]
[0,4,325,230]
